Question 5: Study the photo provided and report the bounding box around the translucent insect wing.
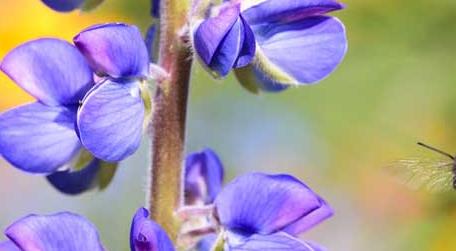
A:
[388,158,454,192]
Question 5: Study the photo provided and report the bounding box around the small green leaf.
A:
[97,161,118,190]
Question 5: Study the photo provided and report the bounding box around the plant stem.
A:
[148,0,193,242]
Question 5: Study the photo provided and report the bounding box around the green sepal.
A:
[234,65,260,94]
[71,149,118,191]
[253,45,298,86]
[211,232,226,251]
[73,149,93,171]
[140,80,153,131]
[97,161,118,190]
[80,0,104,12]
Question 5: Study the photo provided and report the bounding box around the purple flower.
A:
[130,208,175,251]
[0,208,173,251]
[0,212,105,251]
[193,0,347,92]
[181,150,332,250]
[41,0,104,12]
[74,23,150,162]
[193,172,333,250]
[184,148,224,205]
[0,38,91,174]
[194,2,256,77]
[0,23,150,194]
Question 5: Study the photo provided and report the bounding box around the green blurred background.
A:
[2,0,456,250]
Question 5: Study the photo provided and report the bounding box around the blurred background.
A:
[1,0,456,250]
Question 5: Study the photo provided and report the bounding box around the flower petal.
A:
[77,79,144,162]
[214,173,323,235]
[46,154,98,195]
[74,23,149,78]
[130,208,175,251]
[0,38,93,106]
[253,16,347,85]
[0,102,81,174]
[283,197,333,235]
[0,241,21,251]
[233,16,256,68]
[193,3,240,67]
[195,234,217,251]
[242,0,344,25]
[229,232,316,251]
[208,17,244,77]
[41,0,84,12]
[46,156,118,195]
[304,241,326,251]
[145,24,157,61]
[151,0,160,18]
[5,212,104,251]
[185,148,224,205]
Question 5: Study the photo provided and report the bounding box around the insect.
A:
[389,142,456,192]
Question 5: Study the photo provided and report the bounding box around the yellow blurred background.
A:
[2,0,456,250]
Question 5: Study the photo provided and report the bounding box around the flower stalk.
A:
[147,0,193,242]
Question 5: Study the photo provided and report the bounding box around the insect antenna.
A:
[417,142,454,160]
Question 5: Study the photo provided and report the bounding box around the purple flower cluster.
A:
[193,0,347,92]
[0,23,151,194]
[0,0,347,249]
[0,149,332,251]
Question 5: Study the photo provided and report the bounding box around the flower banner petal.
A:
[130,208,175,251]
[0,102,81,174]
[5,212,104,251]
[77,79,144,162]
[242,0,344,25]
[230,232,316,251]
[74,23,149,78]
[41,0,84,12]
[253,16,347,85]
[215,173,322,235]
[0,39,93,106]
[185,148,224,205]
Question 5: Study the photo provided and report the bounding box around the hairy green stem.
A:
[148,0,193,242]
